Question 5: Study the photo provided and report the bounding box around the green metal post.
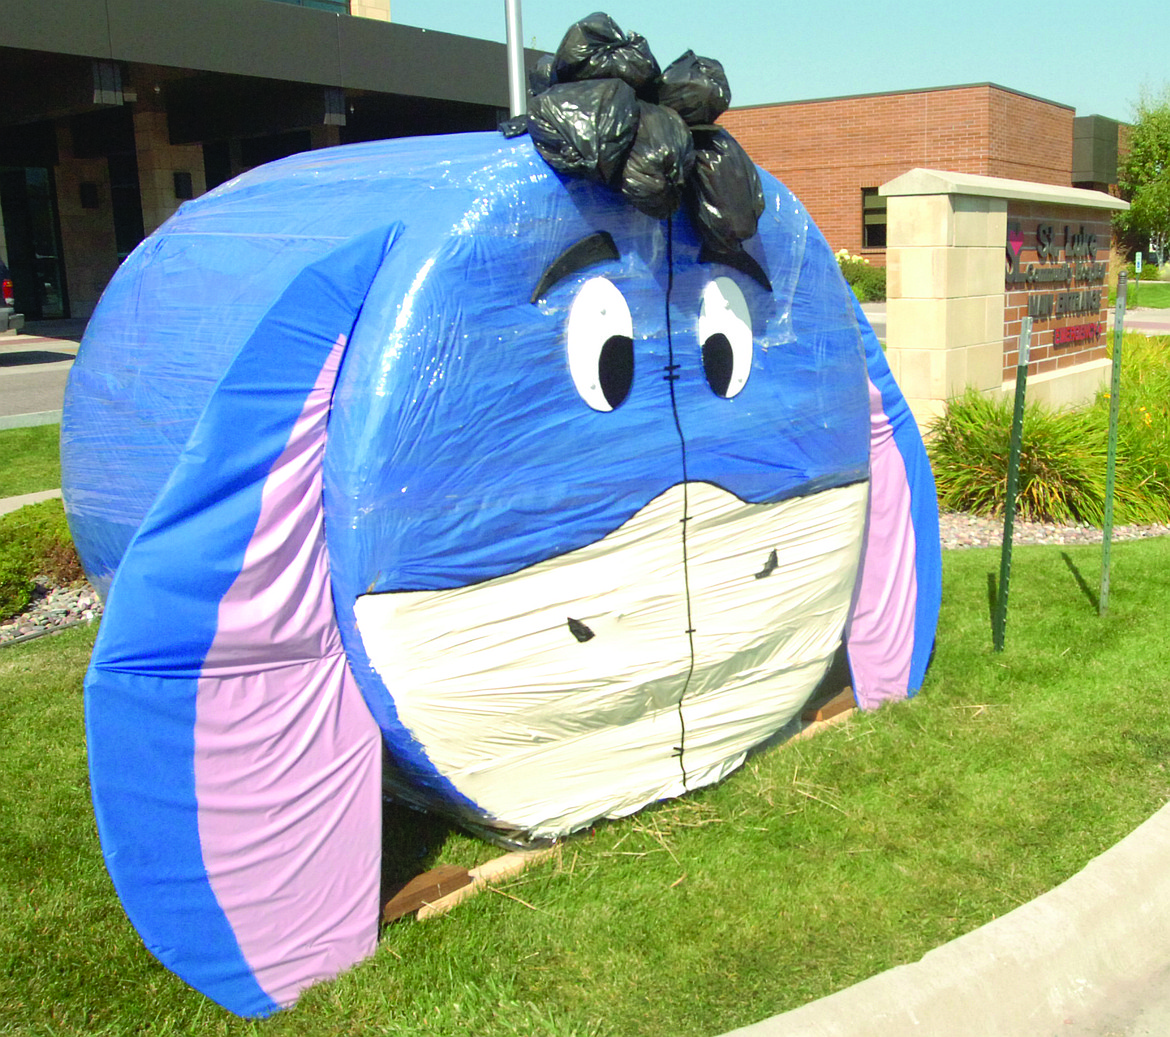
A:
[993,316,1032,652]
[1100,273,1127,616]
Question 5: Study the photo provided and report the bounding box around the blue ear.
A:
[86,226,394,1017]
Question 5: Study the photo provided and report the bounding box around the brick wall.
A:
[1003,202,1112,380]
[720,85,1075,264]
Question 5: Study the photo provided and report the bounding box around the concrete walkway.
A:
[0,488,61,515]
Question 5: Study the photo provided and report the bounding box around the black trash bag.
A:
[554,12,660,92]
[529,53,556,96]
[657,51,732,126]
[685,129,766,250]
[528,79,639,186]
[499,115,528,139]
[620,102,695,220]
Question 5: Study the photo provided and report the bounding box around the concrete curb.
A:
[721,801,1170,1036]
[0,410,62,430]
[0,488,62,515]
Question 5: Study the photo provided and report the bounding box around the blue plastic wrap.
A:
[63,128,940,1015]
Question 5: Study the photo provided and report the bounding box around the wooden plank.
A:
[801,686,856,723]
[416,848,554,920]
[382,863,472,923]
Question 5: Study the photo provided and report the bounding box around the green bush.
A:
[928,334,1170,525]
[1103,333,1170,507]
[929,389,1113,524]
[0,499,84,620]
[835,249,887,302]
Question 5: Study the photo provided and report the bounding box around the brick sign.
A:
[1003,203,1112,379]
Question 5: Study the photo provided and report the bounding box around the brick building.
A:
[719,83,1121,264]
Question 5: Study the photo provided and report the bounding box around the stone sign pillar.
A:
[880,168,1128,429]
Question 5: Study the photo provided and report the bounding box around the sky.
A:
[391,0,1169,123]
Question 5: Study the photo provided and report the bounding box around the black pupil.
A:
[702,333,735,397]
[599,335,634,409]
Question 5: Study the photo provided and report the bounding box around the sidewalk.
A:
[0,488,61,515]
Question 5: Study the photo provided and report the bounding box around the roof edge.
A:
[726,82,1074,114]
[879,168,1129,210]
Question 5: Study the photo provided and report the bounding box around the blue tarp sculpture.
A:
[62,13,940,1019]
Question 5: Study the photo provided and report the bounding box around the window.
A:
[862,188,886,249]
[266,0,350,11]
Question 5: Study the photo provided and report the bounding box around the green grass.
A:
[4,538,1170,1036]
[1110,280,1170,308]
[0,424,61,498]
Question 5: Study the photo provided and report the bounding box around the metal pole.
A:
[993,316,1032,652]
[1100,272,1127,616]
[505,0,527,119]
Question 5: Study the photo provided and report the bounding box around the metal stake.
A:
[505,0,527,119]
[993,316,1032,652]
[1100,273,1127,615]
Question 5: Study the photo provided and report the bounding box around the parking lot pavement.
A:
[0,332,78,425]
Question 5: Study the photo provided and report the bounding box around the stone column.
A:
[134,108,207,236]
[880,168,1127,429]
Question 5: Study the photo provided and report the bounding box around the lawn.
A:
[0,424,60,499]
[1112,279,1170,308]
[3,536,1170,1036]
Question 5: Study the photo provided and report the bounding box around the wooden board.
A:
[801,686,856,723]
[382,863,472,923]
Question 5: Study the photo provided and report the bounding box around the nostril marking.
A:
[754,549,779,580]
[567,617,596,642]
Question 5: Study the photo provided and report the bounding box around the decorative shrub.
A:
[928,334,1170,525]
[0,500,84,620]
[835,248,887,302]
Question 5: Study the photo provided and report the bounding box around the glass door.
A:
[0,166,68,319]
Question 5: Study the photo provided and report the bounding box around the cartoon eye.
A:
[698,276,752,399]
[567,277,634,411]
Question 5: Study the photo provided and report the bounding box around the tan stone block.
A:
[986,293,1006,341]
[352,0,391,19]
[887,195,954,249]
[963,246,1005,296]
[954,196,1008,247]
[887,346,955,399]
[944,295,996,348]
[887,297,946,351]
[885,249,903,298]
[964,341,1006,392]
[886,247,940,299]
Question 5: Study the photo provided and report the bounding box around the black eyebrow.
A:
[530,231,621,304]
[698,243,773,293]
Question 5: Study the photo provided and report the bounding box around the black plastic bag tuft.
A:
[528,79,639,186]
[620,103,695,220]
[686,129,766,250]
[657,51,732,126]
[554,12,660,92]
[528,53,556,96]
